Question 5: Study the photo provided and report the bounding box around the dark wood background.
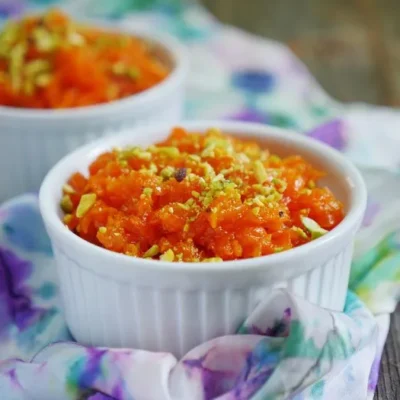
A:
[203,0,400,107]
[201,1,400,399]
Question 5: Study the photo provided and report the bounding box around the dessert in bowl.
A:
[39,121,367,357]
[0,9,187,200]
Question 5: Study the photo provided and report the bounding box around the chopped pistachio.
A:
[272,178,287,193]
[143,244,159,258]
[33,27,57,52]
[149,163,158,174]
[300,188,312,196]
[274,247,284,253]
[67,31,85,46]
[24,59,51,76]
[191,191,200,198]
[118,147,152,161]
[76,193,97,218]
[111,62,127,75]
[254,160,268,184]
[203,136,233,154]
[209,211,217,228]
[269,155,281,164]
[265,191,282,203]
[63,214,72,224]
[201,144,215,158]
[153,146,180,158]
[168,206,174,213]
[10,42,26,65]
[189,154,201,162]
[237,153,250,163]
[252,207,260,216]
[160,166,175,179]
[202,162,215,178]
[177,202,189,210]
[203,257,223,263]
[253,196,265,207]
[60,195,73,213]
[9,42,26,91]
[212,174,224,182]
[107,84,119,100]
[35,73,52,87]
[308,180,316,189]
[183,223,190,232]
[160,249,175,262]
[292,226,308,239]
[1,21,19,45]
[128,66,140,79]
[98,227,107,234]
[23,81,34,96]
[143,188,153,197]
[301,216,328,240]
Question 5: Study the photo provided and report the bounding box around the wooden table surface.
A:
[202,1,400,398]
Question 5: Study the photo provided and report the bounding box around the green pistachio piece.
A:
[254,160,268,184]
[76,193,97,218]
[160,249,175,262]
[301,216,328,240]
[60,195,73,213]
[35,73,52,87]
[143,244,159,258]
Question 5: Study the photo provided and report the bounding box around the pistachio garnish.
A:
[152,146,180,158]
[60,195,73,213]
[35,73,52,87]
[143,244,159,258]
[76,193,97,218]
[62,183,75,194]
[160,249,175,262]
[301,216,328,240]
[254,160,268,184]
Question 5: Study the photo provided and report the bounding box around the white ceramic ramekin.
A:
[0,29,187,202]
[39,121,367,357]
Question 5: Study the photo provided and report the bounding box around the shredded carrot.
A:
[61,127,345,262]
[0,9,170,109]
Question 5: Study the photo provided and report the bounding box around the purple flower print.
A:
[246,308,292,337]
[0,0,24,18]
[307,119,347,151]
[368,354,381,391]
[184,354,239,399]
[0,247,46,333]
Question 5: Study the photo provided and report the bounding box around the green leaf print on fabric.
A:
[351,233,400,312]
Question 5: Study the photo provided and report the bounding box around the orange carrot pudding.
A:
[0,9,169,109]
[61,127,345,262]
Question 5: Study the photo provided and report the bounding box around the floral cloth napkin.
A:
[0,1,400,399]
